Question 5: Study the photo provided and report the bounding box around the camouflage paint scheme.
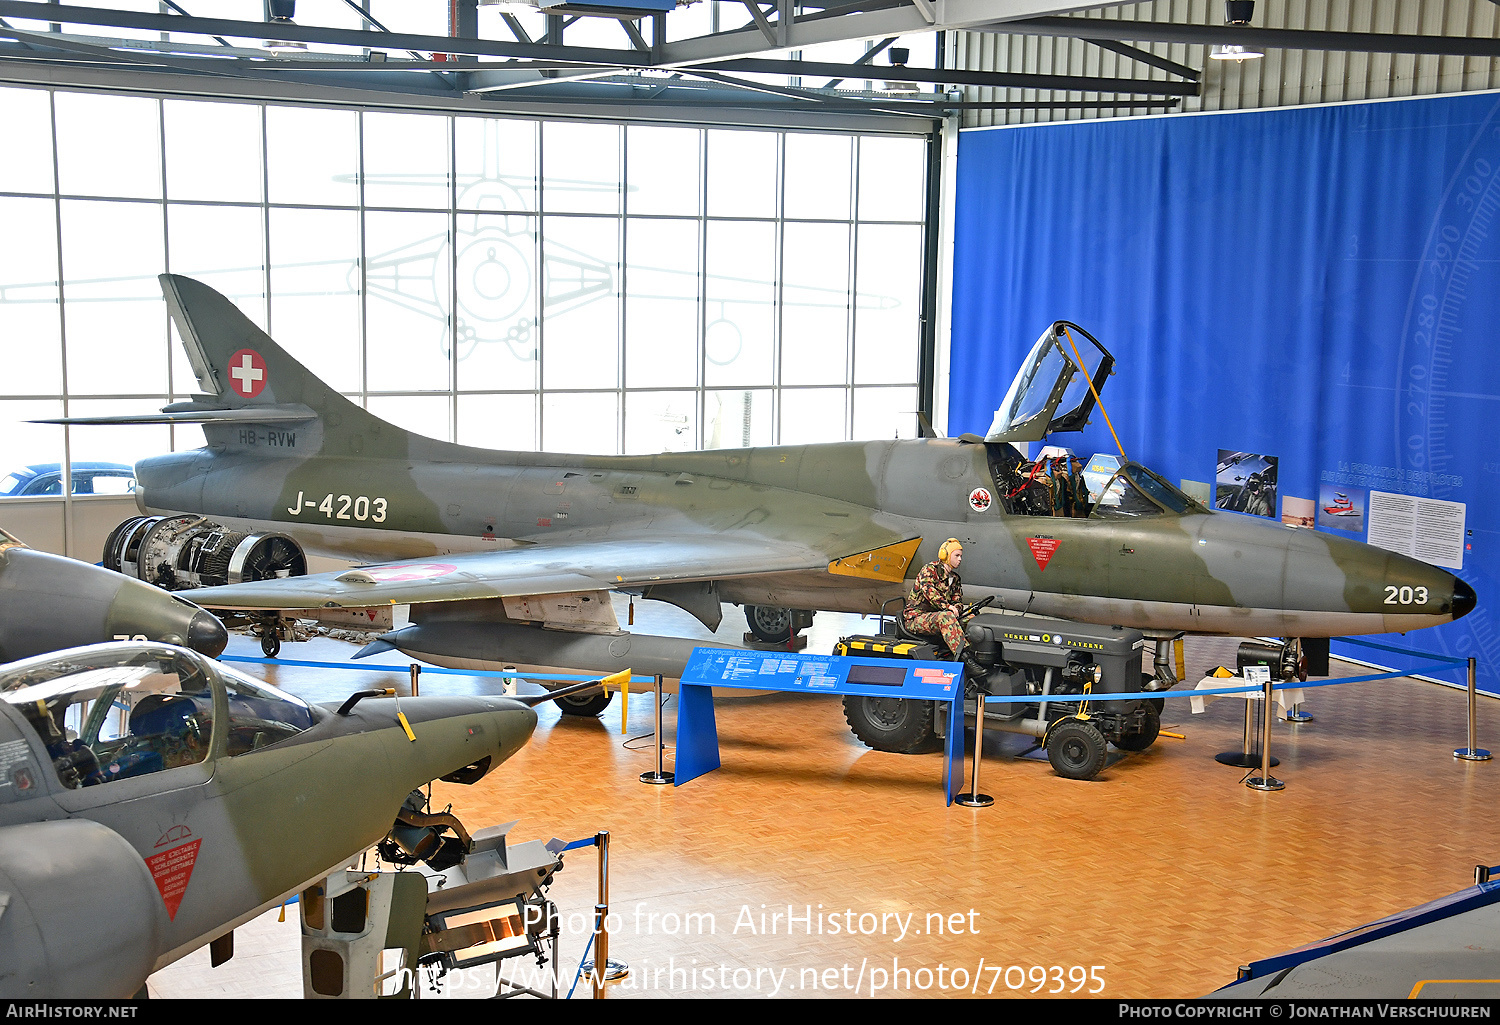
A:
[0,531,227,661]
[108,276,1472,640]
[0,640,538,997]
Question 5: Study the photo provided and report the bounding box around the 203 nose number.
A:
[1384,585,1429,606]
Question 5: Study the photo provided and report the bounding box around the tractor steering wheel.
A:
[962,594,996,618]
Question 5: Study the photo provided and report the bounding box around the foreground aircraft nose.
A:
[186,609,229,658]
[1453,578,1477,620]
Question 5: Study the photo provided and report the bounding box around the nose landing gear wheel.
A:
[555,689,613,717]
[1046,718,1108,780]
[260,633,281,658]
[745,605,794,643]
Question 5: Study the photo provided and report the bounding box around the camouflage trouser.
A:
[903,610,965,658]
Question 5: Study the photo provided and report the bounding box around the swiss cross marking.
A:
[228,349,267,398]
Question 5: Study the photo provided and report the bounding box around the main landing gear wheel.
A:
[842,695,936,753]
[1046,718,1108,780]
[555,688,614,717]
[1111,703,1161,753]
[260,633,281,658]
[745,605,794,643]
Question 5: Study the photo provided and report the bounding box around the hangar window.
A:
[0,87,930,505]
[0,645,213,789]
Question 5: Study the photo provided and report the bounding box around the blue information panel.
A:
[675,647,967,804]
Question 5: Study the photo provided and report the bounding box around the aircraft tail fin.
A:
[160,274,414,455]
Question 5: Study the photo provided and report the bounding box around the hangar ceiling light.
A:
[262,0,306,52]
[1209,0,1262,62]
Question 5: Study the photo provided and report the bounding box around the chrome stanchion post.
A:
[1455,657,1492,761]
[1247,675,1285,791]
[1218,671,1280,768]
[1284,700,1313,724]
[409,663,420,697]
[640,674,674,784]
[956,685,993,808]
[580,830,627,992]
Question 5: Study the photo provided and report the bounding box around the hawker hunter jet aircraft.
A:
[0,638,601,997]
[47,275,1475,691]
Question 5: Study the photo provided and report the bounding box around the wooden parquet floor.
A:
[414,635,1500,1000]
[156,615,1496,1000]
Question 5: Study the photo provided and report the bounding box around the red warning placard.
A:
[1027,537,1061,571]
[146,839,202,920]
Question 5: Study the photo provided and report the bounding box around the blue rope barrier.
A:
[959,662,1461,705]
[566,932,595,1000]
[220,640,1467,704]
[1335,636,1469,665]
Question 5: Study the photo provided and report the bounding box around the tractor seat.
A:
[895,614,957,659]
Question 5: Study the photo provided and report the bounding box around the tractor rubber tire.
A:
[1046,718,1108,780]
[842,695,936,753]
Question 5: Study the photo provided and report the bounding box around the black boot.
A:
[954,644,988,681]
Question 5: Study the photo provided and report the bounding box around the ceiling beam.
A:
[993,16,1500,58]
[1086,38,1198,81]
[739,0,778,46]
[0,0,635,64]
[822,34,896,88]
[702,56,1200,95]
[0,52,934,131]
[659,0,1124,63]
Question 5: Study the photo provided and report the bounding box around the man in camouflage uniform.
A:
[1068,455,1092,517]
[903,539,986,678]
[1049,456,1071,516]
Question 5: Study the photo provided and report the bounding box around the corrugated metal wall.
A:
[952,0,1500,126]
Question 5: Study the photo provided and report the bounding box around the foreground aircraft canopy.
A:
[50,276,1475,660]
[0,640,548,997]
[0,529,226,661]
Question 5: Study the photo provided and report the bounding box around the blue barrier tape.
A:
[1336,636,1468,665]
[566,932,595,1000]
[960,661,1463,704]
[220,653,655,685]
[219,647,1465,703]
[560,837,597,852]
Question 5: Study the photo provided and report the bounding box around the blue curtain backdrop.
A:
[950,92,1500,694]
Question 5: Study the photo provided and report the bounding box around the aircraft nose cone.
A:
[1453,578,1477,621]
[187,610,229,658]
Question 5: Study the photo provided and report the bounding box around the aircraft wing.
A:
[184,532,841,611]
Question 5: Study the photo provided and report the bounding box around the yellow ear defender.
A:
[938,538,962,562]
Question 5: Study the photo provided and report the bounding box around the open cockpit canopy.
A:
[985,321,1114,444]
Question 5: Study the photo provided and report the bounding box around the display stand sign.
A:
[675,647,966,805]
